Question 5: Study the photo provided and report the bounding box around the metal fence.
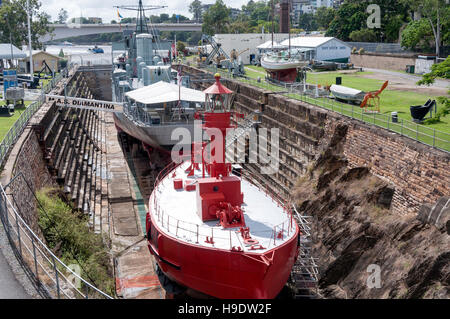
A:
[0,183,113,299]
[0,66,72,168]
[207,67,450,153]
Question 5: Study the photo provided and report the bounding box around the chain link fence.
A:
[0,182,113,299]
[0,66,73,168]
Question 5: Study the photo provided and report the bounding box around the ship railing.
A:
[123,103,195,127]
[152,161,295,251]
[152,189,294,252]
[0,184,113,299]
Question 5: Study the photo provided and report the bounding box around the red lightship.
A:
[145,74,299,299]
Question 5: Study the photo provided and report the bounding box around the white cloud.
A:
[40,0,250,23]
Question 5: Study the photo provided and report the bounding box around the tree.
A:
[0,0,52,50]
[417,56,450,124]
[326,0,411,42]
[160,13,170,22]
[176,41,186,54]
[401,19,434,51]
[202,0,230,35]
[189,0,203,23]
[57,8,68,24]
[411,0,448,57]
[418,55,450,86]
[298,13,317,31]
[350,29,378,42]
[111,20,117,24]
[315,7,335,30]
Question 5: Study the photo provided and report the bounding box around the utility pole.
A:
[27,0,34,78]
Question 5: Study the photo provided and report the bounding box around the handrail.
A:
[0,183,113,299]
[202,65,450,153]
[0,65,74,168]
[151,161,294,251]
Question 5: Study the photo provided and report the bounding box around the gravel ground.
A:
[0,223,41,299]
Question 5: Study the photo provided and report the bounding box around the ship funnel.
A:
[136,33,154,65]
[125,63,132,77]
[143,68,151,86]
[139,62,147,82]
[136,57,144,78]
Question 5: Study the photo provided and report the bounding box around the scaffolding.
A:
[291,205,320,299]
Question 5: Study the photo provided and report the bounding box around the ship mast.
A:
[114,0,167,35]
[271,0,274,49]
[288,1,291,58]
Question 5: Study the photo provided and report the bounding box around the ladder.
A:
[202,35,231,66]
[291,205,320,299]
[226,111,261,149]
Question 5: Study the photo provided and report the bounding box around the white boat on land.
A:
[261,51,308,71]
[330,84,366,103]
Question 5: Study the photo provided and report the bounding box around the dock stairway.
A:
[226,110,261,149]
[37,73,109,236]
[291,205,319,299]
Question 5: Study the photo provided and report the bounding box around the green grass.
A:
[305,72,450,133]
[210,66,450,151]
[246,65,266,74]
[0,101,34,142]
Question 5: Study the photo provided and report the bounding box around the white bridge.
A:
[41,23,203,42]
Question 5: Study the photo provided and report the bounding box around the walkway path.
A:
[0,225,31,299]
[364,68,450,89]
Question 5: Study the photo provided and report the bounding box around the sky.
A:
[40,0,250,23]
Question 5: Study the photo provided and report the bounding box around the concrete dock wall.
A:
[181,65,449,215]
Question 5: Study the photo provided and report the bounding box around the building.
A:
[280,36,351,62]
[88,17,103,24]
[20,51,61,74]
[214,33,292,65]
[291,0,336,21]
[230,8,242,20]
[0,44,27,70]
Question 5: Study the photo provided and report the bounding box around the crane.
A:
[360,81,389,113]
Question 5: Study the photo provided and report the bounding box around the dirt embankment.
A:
[294,124,449,299]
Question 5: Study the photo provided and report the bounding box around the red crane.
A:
[360,81,389,113]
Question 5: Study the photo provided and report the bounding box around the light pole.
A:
[27,0,34,78]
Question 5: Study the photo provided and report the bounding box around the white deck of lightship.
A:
[150,162,297,253]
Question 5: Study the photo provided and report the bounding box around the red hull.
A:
[267,68,298,83]
[146,212,299,299]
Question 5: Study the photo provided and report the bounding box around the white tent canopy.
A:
[125,81,206,105]
[0,44,27,59]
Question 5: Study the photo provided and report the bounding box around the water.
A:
[45,45,122,66]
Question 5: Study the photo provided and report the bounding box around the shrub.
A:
[36,188,114,297]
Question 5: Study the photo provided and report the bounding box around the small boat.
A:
[62,41,73,46]
[261,52,308,72]
[410,99,437,123]
[330,84,366,103]
[261,51,308,83]
[311,60,337,71]
[88,46,104,54]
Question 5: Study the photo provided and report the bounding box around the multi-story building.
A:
[87,17,102,24]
